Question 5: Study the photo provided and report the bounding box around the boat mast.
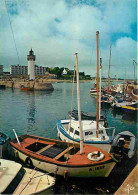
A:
[96,31,99,138]
[99,58,102,120]
[75,53,84,154]
[108,44,112,91]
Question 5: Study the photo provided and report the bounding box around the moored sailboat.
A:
[57,32,115,152]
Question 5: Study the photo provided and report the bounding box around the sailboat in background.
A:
[10,52,116,178]
[57,32,115,152]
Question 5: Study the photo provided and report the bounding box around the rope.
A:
[4,0,20,65]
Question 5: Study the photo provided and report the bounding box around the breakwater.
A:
[0,80,54,91]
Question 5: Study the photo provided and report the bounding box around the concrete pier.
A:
[0,80,54,91]
[115,165,138,194]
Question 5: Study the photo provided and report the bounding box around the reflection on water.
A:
[27,92,36,127]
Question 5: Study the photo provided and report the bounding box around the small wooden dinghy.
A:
[110,131,136,162]
[10,134,116,178]
[0,159,55,194]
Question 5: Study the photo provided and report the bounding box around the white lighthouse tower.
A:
[27,48,35,80]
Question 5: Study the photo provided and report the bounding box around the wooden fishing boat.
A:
[110,131,136,162]
[10,134,116,178]
[0,159,55,194]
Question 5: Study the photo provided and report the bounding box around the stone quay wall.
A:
[0,80,54,91]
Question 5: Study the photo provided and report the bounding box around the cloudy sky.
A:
[0,0,137,78]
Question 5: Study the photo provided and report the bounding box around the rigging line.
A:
[4,0,20,65]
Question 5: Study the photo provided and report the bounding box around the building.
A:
[62,68,68,75]
[35,65,47,75]
[27,48,35,80]
[10,64,47,76]
[10,64,28,75]
[0,65,3,75]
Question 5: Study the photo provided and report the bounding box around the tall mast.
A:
[96,31,99,138]
[99,58,102,120]
[75,53,84,154]
[108,44,112,91]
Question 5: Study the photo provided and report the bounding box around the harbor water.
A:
[0,82,137,194]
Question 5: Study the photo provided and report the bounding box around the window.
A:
[70,127,74,133]
[85,131,93,136]
[75,130,79,136]
[99,130,103,134]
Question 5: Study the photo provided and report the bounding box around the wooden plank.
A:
[54,146,74,160]
[36,144,53,154]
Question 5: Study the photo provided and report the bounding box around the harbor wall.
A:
[0,80,54,91]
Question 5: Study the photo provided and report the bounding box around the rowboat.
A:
[10,134,116,178]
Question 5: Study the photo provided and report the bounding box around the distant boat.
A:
[90,88,104,96]
[0,159,55,194]
[68,109,107,126]
[101,94,114,107]
[111,94,136,110]
[110,131,136,162]
[121,102,138,114]
[20,85,33,91]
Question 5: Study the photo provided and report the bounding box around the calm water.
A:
[0,82,137,194]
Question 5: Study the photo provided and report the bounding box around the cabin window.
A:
[98,130,103,134]
[70,127,74,133]
[85,131,93,136]
[75,130,80,136]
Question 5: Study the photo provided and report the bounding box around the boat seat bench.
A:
[54,146,74,160]
[36,144,54,154]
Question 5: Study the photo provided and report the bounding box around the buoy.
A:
[88,151,104,161]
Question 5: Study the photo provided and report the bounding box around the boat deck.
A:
[11,134,113,166]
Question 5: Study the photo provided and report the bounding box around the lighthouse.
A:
[27,48,35,80]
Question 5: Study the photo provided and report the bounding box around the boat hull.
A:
[57,123,112,153]
[12,147,115,178]
[10,134,116,178]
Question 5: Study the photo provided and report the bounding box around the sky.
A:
[0,0,137,79]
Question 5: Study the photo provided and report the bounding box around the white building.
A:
[35,65,47,75]
[10,64,47,76]
[10,64,28,75]
[0,65,3,75]
[62,68,68,75]
[27,48,35,80]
